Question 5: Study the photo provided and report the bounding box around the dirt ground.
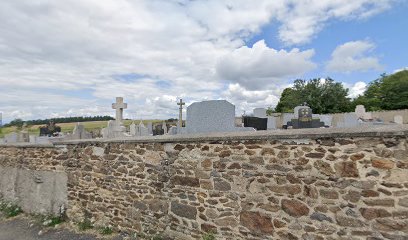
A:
[0,213,121,240]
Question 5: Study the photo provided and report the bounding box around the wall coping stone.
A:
[0,124,407,148]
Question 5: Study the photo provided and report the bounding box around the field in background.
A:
[0,120,163,138]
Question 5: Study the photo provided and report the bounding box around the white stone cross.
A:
[177,99,185,128]
[112,97,127,123]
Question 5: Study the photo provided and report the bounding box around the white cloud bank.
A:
[216,40,316,90]
[0,0,393,122]
[326,40,382,72]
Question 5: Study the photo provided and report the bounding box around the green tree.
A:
[276,78,352,114]
[353,70,408,111]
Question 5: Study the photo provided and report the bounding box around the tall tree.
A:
[276,78,352,114]
[353,70,408,111]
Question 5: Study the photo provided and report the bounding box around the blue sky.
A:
[0,0,407,123]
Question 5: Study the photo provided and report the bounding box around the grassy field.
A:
[0,120,163,138]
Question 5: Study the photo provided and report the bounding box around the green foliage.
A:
[266,106,274,116]
[354,71,408,111]
[202,231,216,240]
[77,218,93,231]
[0,201,23,218]
[276,78,352,114]
[41,216,64,227]
[99,226,113,235]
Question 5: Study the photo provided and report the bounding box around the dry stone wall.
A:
[0,135,408,239]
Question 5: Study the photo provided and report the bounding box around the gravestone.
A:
[147,122,153,134]
[40,121,61,137]
[130,121,149,136]
[394,115,403,124]
[177,99,185,132]
[102,97,128,139]
[284,105,325,129]
[243,117,267,130]
[355,105,372,120]
[183,100,254,134]
[4,132,29,143]
[162,122,168,134]
[168,126,178,135]
[65,123,92,140]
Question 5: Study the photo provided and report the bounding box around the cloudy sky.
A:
[0,0,407,123]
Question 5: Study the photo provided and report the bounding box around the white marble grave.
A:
[130,121,149,137]
[102,97,128,139]
[355,105,372,120]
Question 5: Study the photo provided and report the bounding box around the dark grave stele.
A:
[284,106,325,129]
[243,116,267,130]
[39,121,62,136]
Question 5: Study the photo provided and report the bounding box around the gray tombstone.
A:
[253,108,267,118]
[168,126,178,135]
[162,122,168,134]
[130,121,149,137]
[355,105,372,120]
[184,100,253,134]
[147,122,153,134]
[68,123,92,140]
[266,117,277,130]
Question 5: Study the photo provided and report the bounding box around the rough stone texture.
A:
[1,132,408,240]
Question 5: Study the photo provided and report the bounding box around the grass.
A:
[0,200,23,218]
[31,214,65,227]
[202,231,216,240]
[99,226,113,235]
[77,218,94,231]
[0,119,163,138]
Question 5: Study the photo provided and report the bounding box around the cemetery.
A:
[1,2,408,239]
[0,95,408,239]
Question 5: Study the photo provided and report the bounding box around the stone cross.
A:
[112,97,127,123]
[177,99,185,129]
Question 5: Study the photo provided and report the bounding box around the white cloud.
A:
[326,40,382,72]
[0,1,394,122]
[216,40,316,90]
[276,0,392,45]
[345,81,367,98]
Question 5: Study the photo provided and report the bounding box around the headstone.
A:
[243,117,267,130]
[130,121,149,137]
[394,115,403,124]
[284,105,325,129]
[183,100,254,134]
[266,117,277,130]
[162,122,168,134]
[65,123,92,140]
[102,97,128,139]
[112,97,127,123]
[253,108,267,118]
[147,122,153,134]
[355,105,372,120]
[177,99,185,131]
[4,132,29,143]
[102,120,127,138]
[168,126,178,135]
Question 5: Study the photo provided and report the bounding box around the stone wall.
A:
[0,131,408,239]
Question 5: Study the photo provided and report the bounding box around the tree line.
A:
[275,70,408,114]
[2,116,114,128]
